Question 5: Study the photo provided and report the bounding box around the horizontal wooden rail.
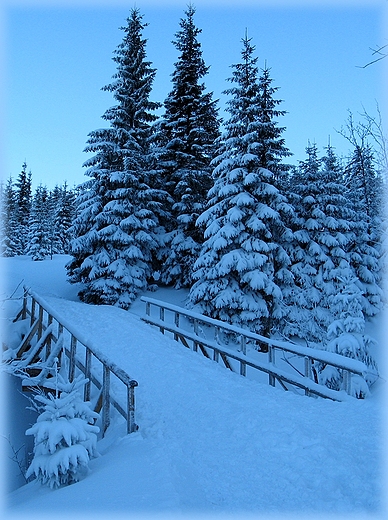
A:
[141,296,367,401]
[12,287,138,436]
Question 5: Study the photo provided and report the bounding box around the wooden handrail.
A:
[141,296,368,401]
[13,287,138,436]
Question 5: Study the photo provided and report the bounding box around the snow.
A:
[1,255,387,519]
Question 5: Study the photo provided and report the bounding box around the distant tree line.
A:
[0,162,77,260]
[2,5,385,394]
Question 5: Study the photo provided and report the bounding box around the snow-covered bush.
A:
[25,374,100,488]
[319,272,378,398]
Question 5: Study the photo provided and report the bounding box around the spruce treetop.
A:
[103,8,160,130]
[161,2,219,162]
[223,34,260,136]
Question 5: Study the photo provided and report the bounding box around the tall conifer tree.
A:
[14,162,32,254]
[344,144,383,316]
[153,4,220,288]
[256,65,292,185]
[286,143,361,344]
[188,35,291,336]
[26,185,51,261]
[0,178,19,257]
[67,9,165,308]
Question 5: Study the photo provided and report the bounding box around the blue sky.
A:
[2,0,387,190]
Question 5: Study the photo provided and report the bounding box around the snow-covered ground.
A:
[0,255,387,519]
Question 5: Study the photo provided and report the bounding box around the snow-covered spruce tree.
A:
[67,9,166,308]
[188,35,292,336]
[26,374,99,489]
[14,162,32,255]
[319,271,378,398]
[344,143,383,316]
[286,143,358,345]
[0,178,19,257]
[255,63,295,336]
[26,185,52,261]
[49,183,77,255]
[152,4,220,288]
[256,65,292,187]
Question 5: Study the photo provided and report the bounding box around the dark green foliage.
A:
[152,4,220,288]
[67,8,166,308]
[188,34,293,336]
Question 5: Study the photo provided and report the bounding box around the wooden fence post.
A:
[22,288,28,320]
[46,314,53,358]
[84,348,92,401]
[215,326,220,345]
[304,356,312,396]
[268,345,276,387]
[102,366,110,434]
[69,335,77,382]
[240,335,247,356]
[37,305,44,341]
[30,298,36,327]
[159,307,165,334]
[343,370,351,395]
[127,381,138,434]
[174,312,180,341]
[192,319,199,352]
[240,336,247,376]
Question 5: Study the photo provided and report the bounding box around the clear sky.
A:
[2,0,387,190]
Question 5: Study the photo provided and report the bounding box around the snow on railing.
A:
[141,296,368,401]
[11,287,138,436]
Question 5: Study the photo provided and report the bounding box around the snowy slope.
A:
[0,256,386,519]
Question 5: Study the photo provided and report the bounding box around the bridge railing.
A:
[141,296,367,401]
[12,287,138,436]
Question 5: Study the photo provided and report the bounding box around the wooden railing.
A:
[141,297,368,401]
[11,288,138,436]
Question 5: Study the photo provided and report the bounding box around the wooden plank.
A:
[159,307,165,334]
[46,314,53,357]
[343,370,351,395]
[275,377,289,391]
[37,305,44,341]
[16,319,39,358]
[240,360,246,377]
[268,345,276,386]
[240,335,247,356]
[127,381,138,434]
[84,348,92,401]
[25,367,42,378]
[30,298,36,327]
[20,326,55,366]
[94,390,103,414]
[220,352,233,371]
[25,335,64,387]
[102,366,110,433]
[22,383,58,395]
[174,312,180,342]
[69,335,77,382]
[22,289,28,320]
[177,334,190,349]
[198,343,210,359]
